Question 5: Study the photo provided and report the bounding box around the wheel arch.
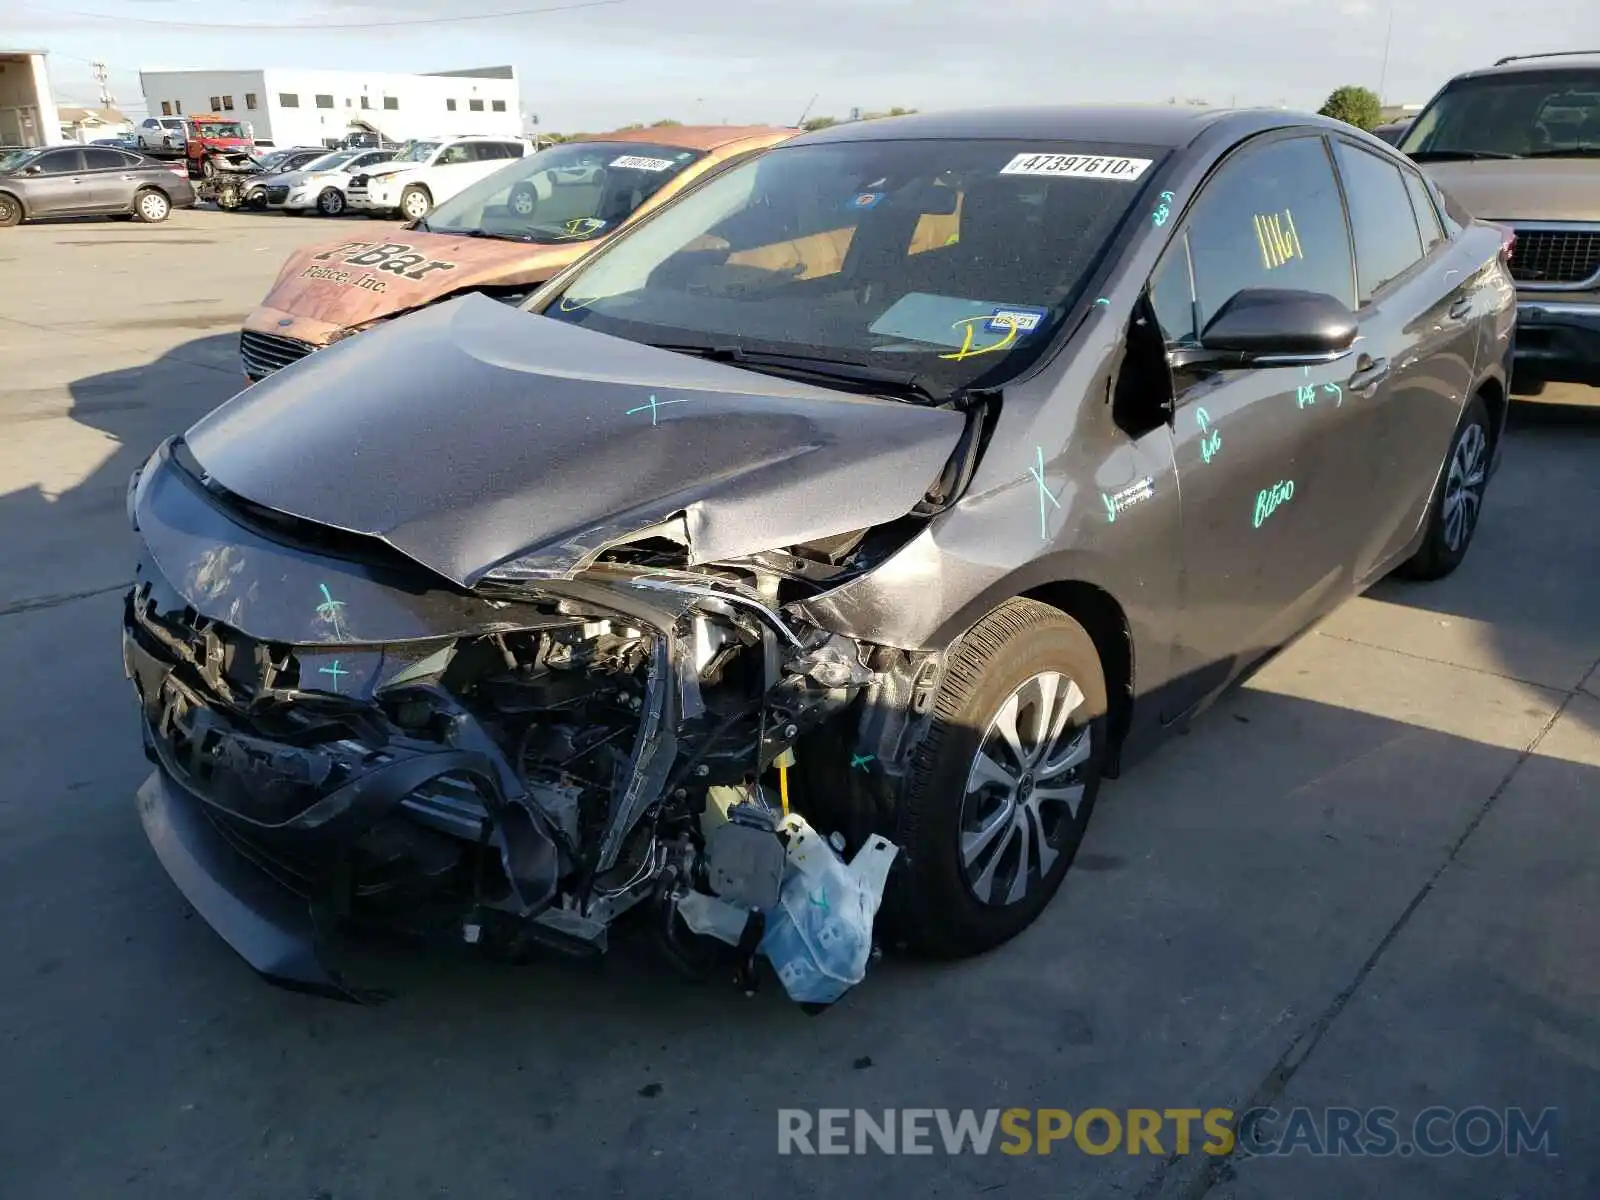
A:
[0,188,27,220]
[1017,580,1135,773]
[1475,373,1507,453]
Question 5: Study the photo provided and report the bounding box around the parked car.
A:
[126,105,1515,997]
[134,116,189,155]
[255,147,399,215]
[240,126,795,378]
[1371,118,1413,145]
[91,135,140,151]
[0,145,195,226]
[254,146,328,175]
[338,130,401,150]
[345,134,534,220]
[1400,50,1600,404]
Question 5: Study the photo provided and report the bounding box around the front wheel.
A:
[1393,394,1491,581]
[398,185,432,222]
[0,193,24,227]
[892,598,1108,957]
[316,187,346,216]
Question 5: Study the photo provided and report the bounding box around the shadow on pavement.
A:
[0,334,243,614]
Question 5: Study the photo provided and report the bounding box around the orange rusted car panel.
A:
[242,126,796,367]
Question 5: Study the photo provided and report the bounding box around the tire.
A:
[133,188,171,224]
[0,192,21,228]
[316,188,346,216]
[1393,394,1492,581]
[892,598,1108,957]
[398,184,432,222]
[508,182,538,218]
[198,157,217,179]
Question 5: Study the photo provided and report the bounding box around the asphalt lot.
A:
[1,207,1596,1200]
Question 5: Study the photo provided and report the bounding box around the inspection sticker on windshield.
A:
[986,306,1048,335]
[609,155,676,172]
[999,153,1152,181]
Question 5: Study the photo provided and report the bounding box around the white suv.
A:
[346,135,532,221]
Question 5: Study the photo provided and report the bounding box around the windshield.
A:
[0,148,41,172]
[195,121,247,139]
[303,150,358,173]
[392,141,439,165]
[1400,69,1600,158]
[540,138,1163,395]
[426,140,704,244]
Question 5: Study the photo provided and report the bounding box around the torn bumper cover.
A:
[122,435,907,1001]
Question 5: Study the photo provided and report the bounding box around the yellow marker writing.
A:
[939,314,1019,361]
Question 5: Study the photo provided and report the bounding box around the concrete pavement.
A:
[0,209,1595,1200]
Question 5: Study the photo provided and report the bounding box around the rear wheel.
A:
[893,598,1107,957]
[133,188,171,224]
[317,188,346,216]
[1394,394,1491,581]
[0,192,21,227]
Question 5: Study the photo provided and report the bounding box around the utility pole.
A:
[91,59,114,108]
[1377,0,1397,105]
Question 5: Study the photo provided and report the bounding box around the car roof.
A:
[1450,51,1600,82]
[787,104,1326,149]
[577,124,797,151]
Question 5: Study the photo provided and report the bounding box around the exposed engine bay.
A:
[194,151,267,210]
[124,436,937,1005]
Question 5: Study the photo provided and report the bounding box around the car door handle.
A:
[1447,297,1472,320]
[1348,355,1390,393]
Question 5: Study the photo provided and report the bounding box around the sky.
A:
[12,0,1600,133]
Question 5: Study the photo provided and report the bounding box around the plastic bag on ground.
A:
[759,813,898,1005]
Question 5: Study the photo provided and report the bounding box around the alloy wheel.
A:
[320,189,345,215]
[138,192,169,222]
[1442,422,1487,553]
[958,670,1090,906]
[402,191,430,220]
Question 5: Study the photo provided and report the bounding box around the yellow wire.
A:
[778,763,790,815]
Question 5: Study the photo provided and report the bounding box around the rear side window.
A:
[1332,140,1424,302]
[1402,169,1446,252]
[1183,134,1357,330]
[83,148,128,170]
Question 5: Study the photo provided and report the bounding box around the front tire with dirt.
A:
[892,598,1108,958]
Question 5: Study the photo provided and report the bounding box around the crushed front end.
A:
[123,438,917,1002]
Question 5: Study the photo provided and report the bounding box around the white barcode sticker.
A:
[998,152,1152,181]
[610,155,676,172]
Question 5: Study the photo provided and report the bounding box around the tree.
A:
[650,118,682,127]
[801,115,838,131]
[1319,85,1382,131]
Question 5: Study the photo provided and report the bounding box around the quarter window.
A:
[1183,134,1356,330]
[1402,168,1445,253]
[1148,234,1198,345]
[1332,140,1424,303]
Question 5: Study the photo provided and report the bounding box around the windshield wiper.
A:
[1406,149,1523,161]
[444,227,540,243]
[649,343,952,405]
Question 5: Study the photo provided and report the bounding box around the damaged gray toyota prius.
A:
[124,106,1515,1003]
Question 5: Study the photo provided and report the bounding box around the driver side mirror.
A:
[22,165,42,175]
[1172,287,1357,368]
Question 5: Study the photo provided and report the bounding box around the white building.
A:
[137,65,520,148]
[0,50,65,147]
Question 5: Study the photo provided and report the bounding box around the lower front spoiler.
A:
[136,766,361,1001]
